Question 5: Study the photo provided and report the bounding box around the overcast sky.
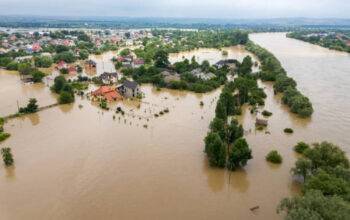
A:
[0,0,349,19]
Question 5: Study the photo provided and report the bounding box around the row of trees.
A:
[278,141,350,219]
[245,41,313,117]
[204,84,252,170]
[288,31,350,53]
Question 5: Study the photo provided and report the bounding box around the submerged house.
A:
[256,118,268,127]
[99,72,118,85]
[190,68,216,81]
[161,70,181,83]
[57,60,67,70]
[132,58,145,68]
[85,60,97,68]
[91,86,122,101]
[214,59,238,69]
[117,80,141,98]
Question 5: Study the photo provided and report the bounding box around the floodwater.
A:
[0,35,349,220]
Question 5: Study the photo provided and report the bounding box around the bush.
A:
[294,142,310,154]
[284,128,294,133]
[266,150,283,164]
[1,147,14,166]
[99,100,108,110]
[262,110,272,117]
[0,132,11,142]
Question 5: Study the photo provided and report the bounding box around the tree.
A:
[303,170,350,200]
[227,138,252,170]
[154,50,169,68]
[79,50,89,60]
[278,190,350,220]
[119,48,131,56]
[18,62,33,75]
[304,142,350,172]
[294,142,310,154]
[34,56,53,68]
[238,56,253,75]
[204,132,226,168]
[53,51,76,63]
[1,147,14,166]
[209,117,226,140]
[201,60,210,72]
[31,70,45,82]
[215,100,227,121]
[59,91,75,104]
[291,158,313,180]
[227,119,243,144]
[19,98,39,114]
[52,76,67,93]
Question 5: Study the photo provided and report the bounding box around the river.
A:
[0,34,349,220]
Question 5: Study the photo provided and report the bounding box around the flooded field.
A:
[169,45,259,65]
[0,36,350,220]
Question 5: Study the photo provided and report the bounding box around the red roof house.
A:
[91,86,123,101]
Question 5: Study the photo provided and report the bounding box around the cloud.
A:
[0,0,349,18]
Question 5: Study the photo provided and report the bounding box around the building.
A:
[99,72,118,85]
[57,61,68,70]
[91,86,122,101]
[85,60,97,68]
[132,59,145,68]
[190,68,216,80]
[117,80,141,98]
[214,59,238,69]
[161,70,181,83]
[256,118,268,127]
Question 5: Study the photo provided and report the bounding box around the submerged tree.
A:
[19,98,39,114]
[227,138,252,170]
[204,132,226,168]
[1,147,14,166]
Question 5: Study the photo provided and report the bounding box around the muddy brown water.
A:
[0,35,349,220]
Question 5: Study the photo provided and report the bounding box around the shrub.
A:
[99,100,108,110]
[1,147,14,166]
[0,132,11,142]
[266,150,283,164]
[284,128,294,133]
[294,142,310,154]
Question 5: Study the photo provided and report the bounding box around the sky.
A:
[0,0,349,19]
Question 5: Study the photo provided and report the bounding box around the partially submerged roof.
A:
[122,80,138,89]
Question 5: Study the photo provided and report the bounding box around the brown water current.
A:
[0,36,349,220]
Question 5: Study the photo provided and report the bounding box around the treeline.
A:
[287,31,350,53]
[278,141,350,219]
[204,82,252,170]
[151,29,249,53]
[245,41,313,117]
